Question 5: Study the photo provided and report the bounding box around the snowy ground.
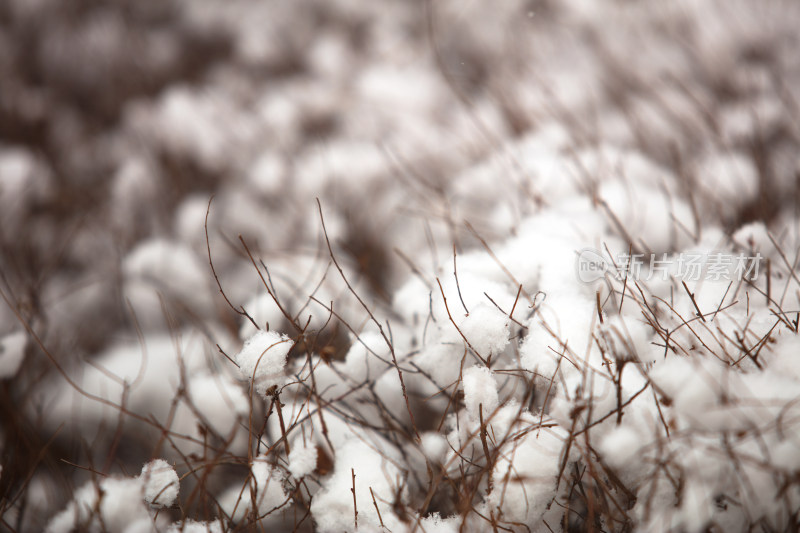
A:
[1,0,800,531]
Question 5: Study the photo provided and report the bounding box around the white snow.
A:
[218,454,288,523]
[140,459,179,508]
[416,513,460,533]
[487,422,566,526]
[420,432,449,464]
[250,455,288,515]
[46,476,153,533]
[39,329,249,458]
[234,330,292,394]
[0,330,27,379]
[695,152,760,218]
[288,438,318,479]
[457,303,511,358]
[461,366,499,422]
[310,438,407,532]
[122,238,214,329]
[12,1,800,531]
[166,520,224,533]
[598,425,643,469]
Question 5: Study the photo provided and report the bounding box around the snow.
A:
[0,147,49,213]
[234,330,292,394]
[520,289,598,377]
[420,432,449,464]
[598,425,643,470]
[457,303,511,357]
[597,179,695,252]
[250,455,288,515]
[7,0,800,531]
[416,513,459,533]
[310,439,406,532]
[165,520,224,533]
[341,331,387,383]
[39,329,249,457]
[0,330,26,379]
[486,422,566,526]
[110,156,160,233]
[694,152,760,218]
[288,438,318,479]
[680,479,715,533]
[122,238,214,329]
[136,87,244,171]
[218,454,288,522]
[461,365,499,422]
[46,476,154,533]
[732,221,771,251]
[179,371,250,452]
[140,459,179,508]
[247,151,287,197]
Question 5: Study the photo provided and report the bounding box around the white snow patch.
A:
[140,459,179,508]
[234,330,292,394]
[462,366,499,422]
[0,330,27,379]
[598,425,643,469]
[458,303,511,357]
[288,438,318,479]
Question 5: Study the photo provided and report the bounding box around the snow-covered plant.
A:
[1,0,800,532]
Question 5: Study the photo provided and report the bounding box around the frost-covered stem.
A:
[595,291,604,324]
[615,243,632,313]
[351,468,358,529]
[681,281,706,322]
[478,404,493,493]
[509,283,523,323]
[370,487,384,528]
[271,391,291,457]
[305,348,331,446]
[453,243,469,315]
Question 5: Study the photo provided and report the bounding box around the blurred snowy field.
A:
[1,0,800,531]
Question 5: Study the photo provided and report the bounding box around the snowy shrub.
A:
[1,0,800,532]
[45,468,178,533]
